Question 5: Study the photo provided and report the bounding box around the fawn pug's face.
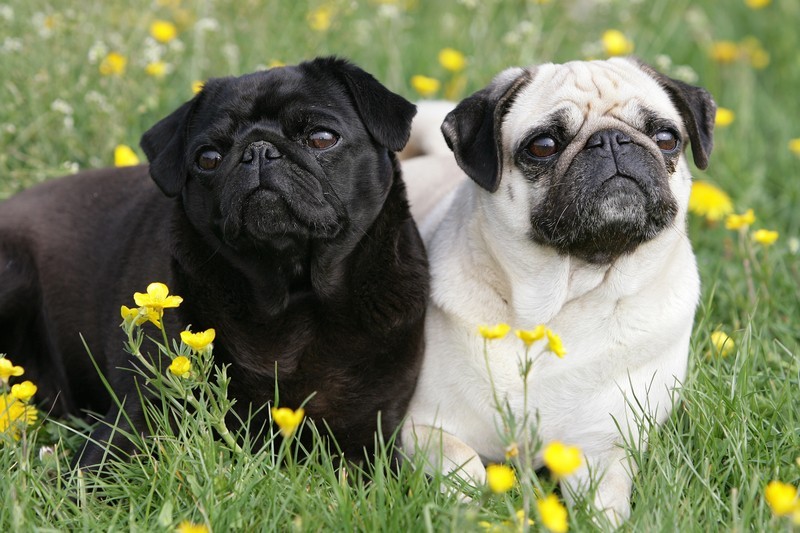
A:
[442,58,715,263]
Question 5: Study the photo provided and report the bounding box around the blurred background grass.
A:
[0,0,798,530]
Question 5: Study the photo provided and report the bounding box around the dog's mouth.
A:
[215,165,346,250]
[531,171,678,264]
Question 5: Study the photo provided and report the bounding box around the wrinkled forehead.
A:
[504,59,682,139]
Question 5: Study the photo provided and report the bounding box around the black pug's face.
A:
[141,57,416,255]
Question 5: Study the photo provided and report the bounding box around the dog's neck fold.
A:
[430,185,689,328]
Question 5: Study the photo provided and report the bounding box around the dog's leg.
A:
[403,423,486,487]
[560,447,635,527]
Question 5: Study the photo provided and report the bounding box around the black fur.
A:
[0,57,428,466]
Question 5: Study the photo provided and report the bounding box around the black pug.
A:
[0,57,429,467]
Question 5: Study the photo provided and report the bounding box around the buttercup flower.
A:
[438,47,467,72]
[543,441,582,477]
[176,521,210,533]
[114,144,140,167]
[688,181,734,222]
[765,480,798,517]
[134,282,183,311]
[307,6,334,32]
[515,325,546,347]
[411,75,440,97]
[99,52,127,76]
[150,20,177,43]
[537,494,568,532]
[546,329,567,358]
[0,393,37,438]
[710,41,739,63]
[0,357,24,383]
[745,0,771,9]
[715,108,735,128]
[169,356,192,378]
[486,463,516,493]
[753,229,779,246]
[479,323,511,340]
[271,406,305,438]
[710,330,734,357]
[180,329,216,353]
[191,80,205,94]
[725,209,756,230]
[11,381,37,402]
[602,29,634,56]
[789,138,800,156]
[145,61,169,78]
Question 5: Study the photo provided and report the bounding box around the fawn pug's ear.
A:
[440,67,529,192]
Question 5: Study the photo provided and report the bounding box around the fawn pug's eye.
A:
[527,136,559,159]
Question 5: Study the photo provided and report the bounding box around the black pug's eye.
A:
[527,136,559,159]
[653,130,679,152]
[306,130,339,150]
[196,150,222,171]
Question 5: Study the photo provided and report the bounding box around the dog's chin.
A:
[223,189,343,251]
[532,177,678,264]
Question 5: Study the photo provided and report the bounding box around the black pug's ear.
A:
[139,95,200,197]
[441,67,530,193]
[306,57,417,152]
[636,60,716,170]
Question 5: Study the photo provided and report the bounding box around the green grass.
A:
[2,0,799,530]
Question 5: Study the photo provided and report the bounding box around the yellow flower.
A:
[543,441,582,477]
[710,330,735,357]
[176,521,209,533]
[537,494,568,533]
[438,47,467,72]
[180,329,216,353]
[0,357,24,383]
[546,329,567,358]
[788,138,800,156]
[150,20,178,43]
[121,305,145,326]
[11,381,37,402]
[601,29,634,56]
[752,229,779,246]
[725,209,756,231]
[505,442,519,460]
[0,393,37,438]
[745,0,770,9]
[191,80,205,94]
[145,61,169,78]
[765,481,798,517]
[271,406,305,438]
[710,41,740,64]
[99,52,127,76]
[134,282,183,311]
[114,144,140,167]
[267,59,286,68]
[307,6,334,32]
[169,356,192,378]
[478,323,511,340]
[688,181,734,222]
[410,75,441,97]
[515,325,546,347]
[715,108,735,128]
[485,463,516,493]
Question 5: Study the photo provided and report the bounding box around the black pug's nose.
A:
[241,140,283,164]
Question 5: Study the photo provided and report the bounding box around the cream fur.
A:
[402,58,700,524]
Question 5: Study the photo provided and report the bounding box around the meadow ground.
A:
[1,0,798,531]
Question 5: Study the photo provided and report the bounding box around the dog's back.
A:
[0,166,173,416]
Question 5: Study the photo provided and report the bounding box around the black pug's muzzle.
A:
[532,128,679,264]
[194,128,347,251]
